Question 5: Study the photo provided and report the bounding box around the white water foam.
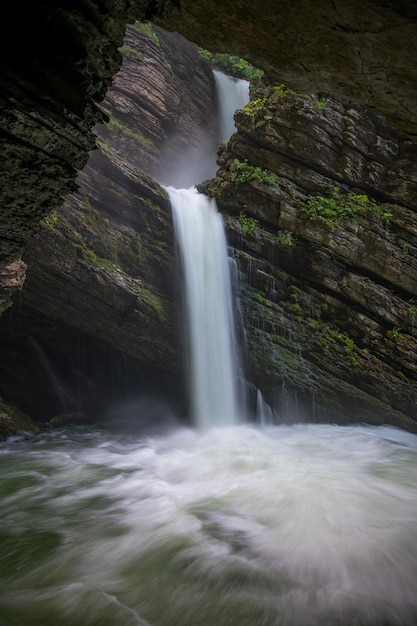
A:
[1,424,417,625]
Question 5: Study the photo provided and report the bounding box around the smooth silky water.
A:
[1,423,417,625]
[2,73,417,626]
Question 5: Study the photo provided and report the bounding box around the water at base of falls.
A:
[1,422,417,626]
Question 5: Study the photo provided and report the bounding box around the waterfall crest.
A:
[214,70,250,142]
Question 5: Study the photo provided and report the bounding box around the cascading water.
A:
[213,70,250,141]
[166,71,249,428]
[167,186,241,428]
[2,70,417,626]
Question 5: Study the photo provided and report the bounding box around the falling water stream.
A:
[167,186,241,428]
[1,73,417,626]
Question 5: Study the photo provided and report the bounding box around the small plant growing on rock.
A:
[314,98,327,110]
[299,186,392,226]
[389,326,405,340]
[321,329,359,366]
[242,98,267,122]
[273,84,309,99]
[276,230,297,247]
[230,159,275,186]
[239,211,258,236]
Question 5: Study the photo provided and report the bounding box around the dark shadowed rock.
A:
[0,24,218,428]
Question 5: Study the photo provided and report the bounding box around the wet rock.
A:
[207,88,417,429]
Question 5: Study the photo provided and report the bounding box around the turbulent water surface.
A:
[1,421,417,626]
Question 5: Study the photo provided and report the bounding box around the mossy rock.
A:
[0,399,39,439]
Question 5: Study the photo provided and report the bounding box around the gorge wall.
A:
[1,1,417,433]
[0,25,218,426]
[205,88,417,428]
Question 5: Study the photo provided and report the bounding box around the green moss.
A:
[133,21,161,46]
[242,98,267,123]
[320,329,359,366]
[276,230,297,247]
[197,49,264,88]
[396,371,408,382]
[71,240,118,271]
[388,326,412,341]
[141,288,169,323]
[133,239,149,265]
[106,114,155,147]
[41,210,60,230]
[85,248,116,270]
[118,45,144,61]
[299,186,392,226]
[239,211,258,236]
[309,318,321,331]
[273,84,309,99]
[313,98,327,110]
[255,290,266,305]
[230,159,275,186]
[143,197,163,212]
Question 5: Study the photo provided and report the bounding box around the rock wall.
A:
[1,0,417,434]
[205,87,417,429]
[0,24,218,428]
[157,0,417,136]
[0,0,159,316]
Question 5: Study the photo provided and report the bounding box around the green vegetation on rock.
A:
[40,210,61,230]
[320,329,359,366]
[276,230,297,247]
[299,186,392,226]
[106,114,155,147]
[230,158,275,186]
[238,211,258,236]
[273,84,309,99]
[197,49,263,88]
[242,98,267,123]
[118,45,144,61]
[132,21,161,46]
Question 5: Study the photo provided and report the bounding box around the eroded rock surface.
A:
[0,25,218,426]
[205,87,417,429]
[1,2,417,433]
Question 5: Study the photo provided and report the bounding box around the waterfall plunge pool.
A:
[1,421,417,626]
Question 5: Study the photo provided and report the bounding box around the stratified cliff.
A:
[0,25,218,426]
[1,1,417,434]
[1,1,416,312]
[205,87,417,429]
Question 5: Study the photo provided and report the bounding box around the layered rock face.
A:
[205,87,417,429]
[1,1,417,434]
[1,0,416,310]
[0,0,159,316]
[0,25,218,425]
[158,0,417,136]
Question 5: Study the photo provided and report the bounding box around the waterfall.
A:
[214,70,250,142]
[166,72,249,428]
[167,186,241,428]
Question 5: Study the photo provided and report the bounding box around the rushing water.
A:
[165,71,248,428]
[3,71,415,626]
[1,423,417,626]
[213,71,250,142]
[167,186,242,428]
